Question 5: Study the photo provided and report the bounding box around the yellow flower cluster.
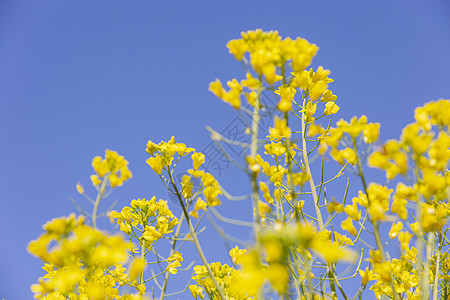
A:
[320,115,380,165]
[366,96,450,272]
[146,136,196,175]
[237,224,355,296]
[29,30,450,300]
[190,247,251,300]
[166,251,183,274]
[370,99,450,181]
[364,250,420,299]
[228,29,318,78]
[109,197,178,246]
[28,214,132,299]
[209,29,339,118]
[90,150,132,188]
[188,169,222,218]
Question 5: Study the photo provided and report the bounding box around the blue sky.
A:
[1,0,450,298]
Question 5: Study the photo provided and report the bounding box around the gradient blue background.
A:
[1,0,450,298]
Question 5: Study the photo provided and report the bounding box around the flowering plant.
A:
[29,30,450,300]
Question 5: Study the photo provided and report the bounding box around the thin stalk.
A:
[284,111,298,222]
[159,212,185,300]
[301,95,338,298]
[424,232,434,300]
[140,238,146,285]
[250,76,263,233]
[250,76,263,300]
[301,96,324,231]
[167,170,226,300]
[92,175,108,228]
[414,165,428,300]
[433,234,441,300]
[353,140,400,300]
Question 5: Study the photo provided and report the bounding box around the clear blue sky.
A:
[1,1,450,298]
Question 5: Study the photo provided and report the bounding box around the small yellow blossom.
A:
[76,182,84,194]
[192,152,205,170]
[324,101,340,115]
[389,222,403,239]
[229,246,247,264]
[189,285,204,299]
[341,217,357,236]
[309,81,328,101]
[241,72,260,90]
[363,123,380,143]
[275,85,296,112]
[359,268,375,285]
[269,117,291,141]
[166,260,181,274]
[142,226,162,242]
[146,155,164,175]
[344,201,361,221]
[321,89,337,102]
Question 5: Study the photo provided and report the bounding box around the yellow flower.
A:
[137,283,146,295]
[311,239,355,263]
[359,268,375,285]
[389,222,403,239]
[166,260,181,274]
[398,231,413,250]
[241,72,260,89]
[229,246,247,264]
[189,285,204,299]
[373,261,391,282]
[245,91,257,106]
[363,123,380,143]
[259,181,274,204]
[269,117,291,141]
[305,101,317,119]
[291,70,311,89]
[401,123,433,154]
[344,201,361,221]
[341,147,357,165]
[146,140,158,155]
[168,251,183,263]
[227,39,248,60]
[194,198,207,211]
[391,197,407,220]
[181,175,193,199]
[309,81,328,101]
[146,155,164,175]
[266,263,289,294]
[129,258,146,281]
[76,182,84,194]
[327,201,344,213]
[275,85,296,112]
[341,217,357,236]
[203,186,221,206]
[90,174,101,186]
[421,204,439,232]
[414,106,432,131]
[142,226,162,242]
[324,101,340,115]
[307,122,325,137]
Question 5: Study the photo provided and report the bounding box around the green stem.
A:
[301,96,324,231]
[250,77,262,230]
[300,95,338,298]
[167,170,226,300]
[433,234,440,300]
[159,212,185,299]
[424,232,433,300]
[140,237,145,285]
[353,139,400,300]
[92,175,108,229]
